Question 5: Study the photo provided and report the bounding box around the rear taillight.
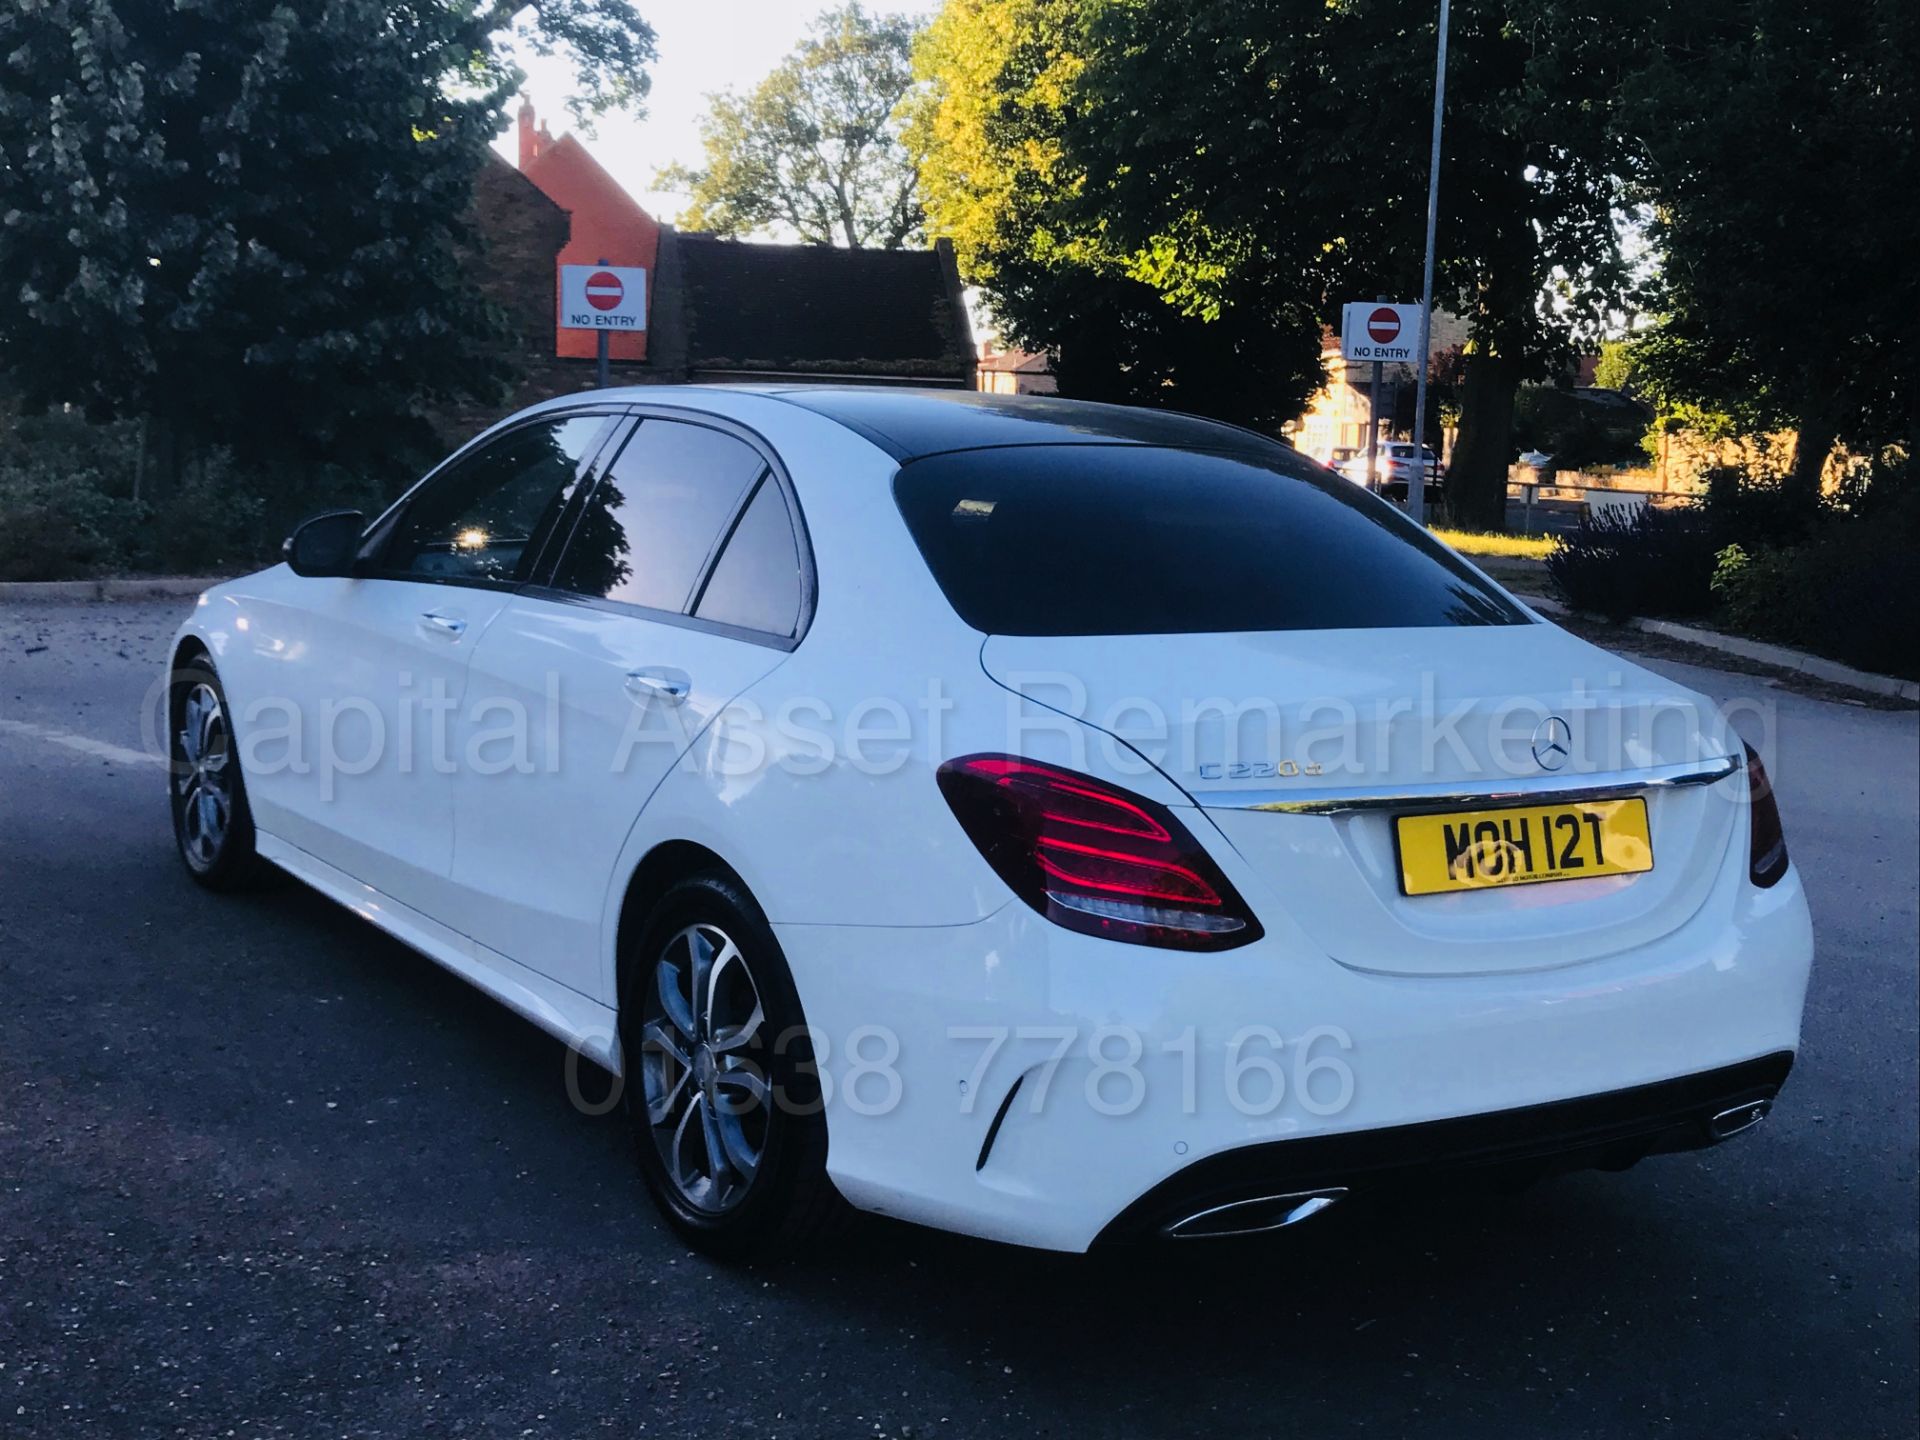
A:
[1744,743,1789,888]
[936,754,1261,950]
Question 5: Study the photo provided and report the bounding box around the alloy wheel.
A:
[639,922,771,1214]
[175,681,233,869]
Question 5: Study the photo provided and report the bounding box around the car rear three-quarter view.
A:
[165,387,1814,1257]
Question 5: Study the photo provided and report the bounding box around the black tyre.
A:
[168,655,267,891]
[620,870,847,1259]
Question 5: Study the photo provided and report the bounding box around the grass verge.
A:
[1431,528,1556,560]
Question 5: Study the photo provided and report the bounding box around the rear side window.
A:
[892,444,1526,636]
[550,418,767,612]
[694,476,804,636]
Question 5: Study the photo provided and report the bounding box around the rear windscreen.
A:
[891,444,1528,636]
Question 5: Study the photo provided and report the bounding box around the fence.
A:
[1505,476,1679,535]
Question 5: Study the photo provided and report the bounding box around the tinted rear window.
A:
[891,445,1527,636]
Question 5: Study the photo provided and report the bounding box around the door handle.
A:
[418,610,467,639]
[625,668,691,705]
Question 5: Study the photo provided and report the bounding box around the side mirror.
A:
[283,509,366,578]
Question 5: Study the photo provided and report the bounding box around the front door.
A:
[240,411,618,919]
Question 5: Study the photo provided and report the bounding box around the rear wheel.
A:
[168,656,266,890]
[620,871,847,1259]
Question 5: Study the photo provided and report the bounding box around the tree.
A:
[1060,0,1645,529]
[487,0,658,122]
[908,0,1325,426]
[0,0,654,484]
[1592,340,1638,395]
[664,4,925,248]
[1616,0,1918,497]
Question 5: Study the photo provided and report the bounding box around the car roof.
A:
[516,383,1301,468]
[756,386,1295,463]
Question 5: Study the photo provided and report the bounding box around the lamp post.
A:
[1407,0,1451,528]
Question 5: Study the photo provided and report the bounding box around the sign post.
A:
[1342,301,1421,491]
[1366,293,1388,491]
[1408,0,1453,527]
[1367,357,1382,491]
[558,260,648,389]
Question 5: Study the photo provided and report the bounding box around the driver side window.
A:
[377,414,611,584]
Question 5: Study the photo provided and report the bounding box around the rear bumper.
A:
[1095,1050,1792,1244]
[775,856,1812,1253]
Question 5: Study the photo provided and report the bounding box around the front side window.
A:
[892,443,1527,636]
[548,418,768,613]
[380,415,610,583]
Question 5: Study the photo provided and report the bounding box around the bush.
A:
[1710,502,1920,680]
[1545,504,1721,620]
[137,454,273,576]
[0,413,144,579]
[1699,465,1825,550]
[0,406,420,580]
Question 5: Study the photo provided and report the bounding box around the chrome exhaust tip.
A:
[1164,1188,1348,1239]
[1708,1098,1772,1141]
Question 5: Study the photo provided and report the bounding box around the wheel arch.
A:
[613,839,753,1019]
[164,633,214,736]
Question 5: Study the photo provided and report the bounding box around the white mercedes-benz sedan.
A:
[165,387,1812,1256]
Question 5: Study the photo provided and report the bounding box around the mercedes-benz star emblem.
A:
[1531,716,1573,772]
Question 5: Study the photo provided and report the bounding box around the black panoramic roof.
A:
[769,387,1296,463]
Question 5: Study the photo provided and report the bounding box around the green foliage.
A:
[1699,465,1824,551]
[1068,0,1639,361]
[1615,0,1918,490]
[908,0,1323,426]
[1545,505,1720,621]
[1551,462,1919,680]
[911,0,1649,514]
[0,410,270,579]
[1592,340,1638,395]
[500,0,659,122]
[0,0,654,479]
[1709,542,1750,602]
[0,412,143,579]
[0,405,432,581]
[1621,326,1787,453]
[1511,386,1651,471]
[664,4,924,248]
[1708,521,1920,681]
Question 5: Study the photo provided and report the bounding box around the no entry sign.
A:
[585,271,624,310]
[1341,301,1422,362]
[560,264,648,331]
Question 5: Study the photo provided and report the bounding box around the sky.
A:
[496,0,946,223]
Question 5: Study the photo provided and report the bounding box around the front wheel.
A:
[168,655,266,890]
[620,871,847,1259]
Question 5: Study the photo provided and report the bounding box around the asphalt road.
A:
[3,599,1915,1439]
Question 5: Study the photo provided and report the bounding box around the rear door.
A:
[452,413,811,999]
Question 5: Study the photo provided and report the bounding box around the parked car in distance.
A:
[1334,441,1443,498]
[165,387,1811,1258]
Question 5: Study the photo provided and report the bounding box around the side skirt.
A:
[255,831,622,1073]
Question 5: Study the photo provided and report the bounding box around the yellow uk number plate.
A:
[1395,798,1653,896]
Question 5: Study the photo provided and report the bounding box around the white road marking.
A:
[0,717,167,768]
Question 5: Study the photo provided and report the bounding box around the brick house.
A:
[515,102,659,366]
[464,104,974,424]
